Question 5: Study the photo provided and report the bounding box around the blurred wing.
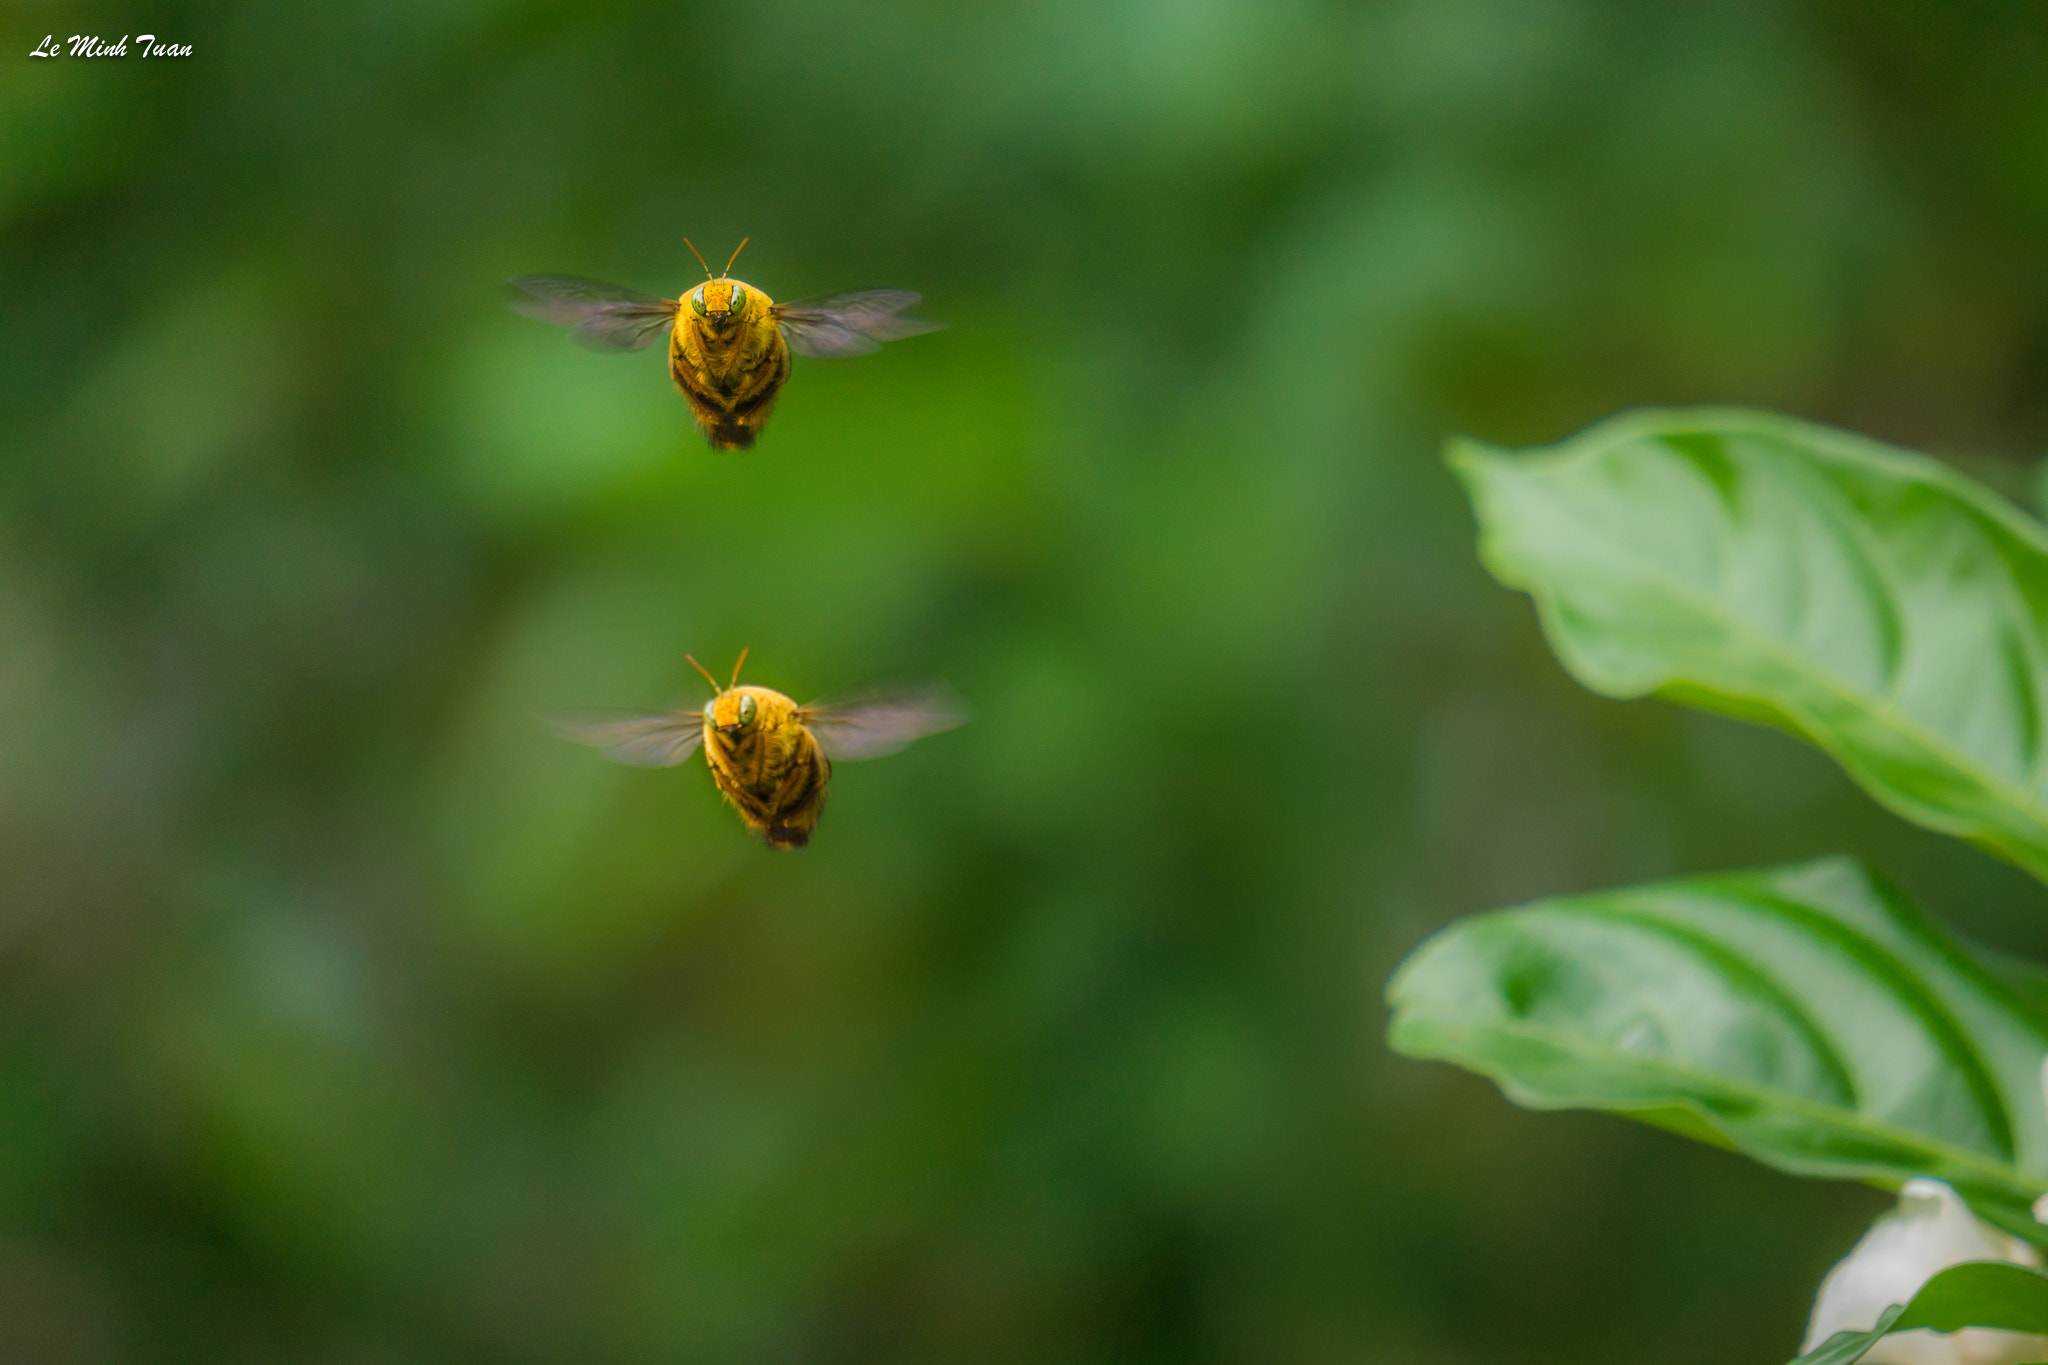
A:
[506,275,679,352]
[771,289,943,359]
[803,686,967,761]
[550,710,706,767]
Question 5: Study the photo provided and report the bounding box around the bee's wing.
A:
[506,275,680,353]
[802,686,967,761]
[770,289,943,359]
[550,710,706,766]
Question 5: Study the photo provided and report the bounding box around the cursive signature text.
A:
[30,34,192,58]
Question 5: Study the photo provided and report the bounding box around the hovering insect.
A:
[555,651,965,848]
[506,239,941,450]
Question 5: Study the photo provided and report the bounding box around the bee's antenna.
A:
[686,654,722,693]
[723,237,750,277]
[729,647,749,688]
[684,238,715,281]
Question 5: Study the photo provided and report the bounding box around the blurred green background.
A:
[5,1,2048,1361]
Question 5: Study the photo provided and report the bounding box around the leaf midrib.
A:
[1398,1011,2047,1199]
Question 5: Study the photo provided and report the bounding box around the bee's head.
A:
[684,237,752,326]
[690,649,758,738]
[689,280,748,324]
[703,689,759,738]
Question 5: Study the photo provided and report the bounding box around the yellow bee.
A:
[506,239,941,450]
[555,651,966,848]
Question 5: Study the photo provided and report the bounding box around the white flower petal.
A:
[1802,1181,2044,1365]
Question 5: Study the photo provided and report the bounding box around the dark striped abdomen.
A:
[670,323,791,450]
[762,742,829,847]
[705,727,830,848]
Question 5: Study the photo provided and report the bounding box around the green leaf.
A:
[1786,1261,2048,1364]
[1386,858,2048,1225]
[1790,1305,1905,1365]
[1450,407,2048,885]
[1896,1261,2048,1335]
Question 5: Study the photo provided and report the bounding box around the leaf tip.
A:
[1442,434,1508,482]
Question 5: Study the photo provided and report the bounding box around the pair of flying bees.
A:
[510,242,957,847]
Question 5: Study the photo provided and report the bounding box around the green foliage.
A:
[1451,409,2048,885]
[1406,407,2048,1356]
[1388,856,2048,1233]
[1787,1261,2048,1365]
[1793,1307,1912,1365]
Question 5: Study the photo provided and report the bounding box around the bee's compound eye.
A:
[726,283,746,314]
[738,694,757,727]
[691,286,709,318]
